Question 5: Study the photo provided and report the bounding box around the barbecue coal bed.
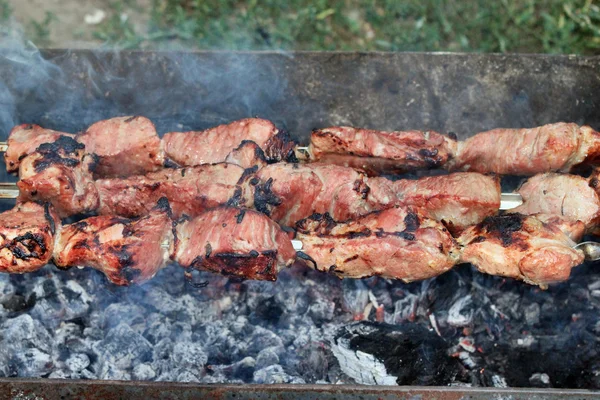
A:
[1,50,600,400]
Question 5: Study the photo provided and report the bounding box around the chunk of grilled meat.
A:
[388,172,501,234]
[309,127,455,175]
[252,162,398,226]
[296,207,459,281]
[78,116,163,177]
[53,199,173,285]
[225,140,268,170]
[5,124,75,174]
[96,163,249,219]
[0,202,59,273]
[17,137,99,218]
[254,163,500,230]
[510,173,600,233]
[449,123,600,175]
[173,207,296,281]
[163,118,296,168]
[458,213,585,287]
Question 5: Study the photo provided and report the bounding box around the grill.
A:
[1,50,600,399]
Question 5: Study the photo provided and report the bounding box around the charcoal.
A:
[247,326,283,355]
[255,347,280,370]
[529,372,551,388]
[232,356,256,381]
[309,297,336,324]
[176,370,202,383]
[171,341,208,369]
[250,296,284,324]
[99,364,131,380]
[253,364,306,384]
[296,343,329,383]
[143,313,173,344]
[391,294,418,323]
[132,363,156,380]
[11,348,53,377]
[101,303,146,330]
[66,353,90,373]
[2,314,52,353]
[332,321,460,386]
[2,239,600,387]
[0,275,15,304]
[523,302,541,326]
[95,323,152,370]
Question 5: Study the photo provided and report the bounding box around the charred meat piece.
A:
[5,124,75,174]
[173,207,295,281]
[0,202,59,273]
[296,207,459,281]
[77,116,163,177]
[388,172,501,234]
[510,173,600,233]
[458,213,585,287]
[54,199,173,285]
[253,163,397,226]
[17,137,99,218]
[163,118,296,167]
[309,126,456,175]
[96,163,249,219]
[449,123,600,175]
[225,140,268,169]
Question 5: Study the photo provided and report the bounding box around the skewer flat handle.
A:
[0,142,7,152]
[500,193,523,210]
[0,183,18,199]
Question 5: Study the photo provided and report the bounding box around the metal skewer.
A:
[574,242,600,261]
[0,183,19,199]
[0,181,524,210]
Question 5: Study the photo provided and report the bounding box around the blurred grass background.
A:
[2,0,600,53]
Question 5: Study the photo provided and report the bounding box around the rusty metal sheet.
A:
[1,379,600,400]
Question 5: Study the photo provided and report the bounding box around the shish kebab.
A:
[0,198,589,289]
[3,116,600,178]
[0,134,504,233]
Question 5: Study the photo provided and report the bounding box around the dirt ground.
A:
[8,0,150,48]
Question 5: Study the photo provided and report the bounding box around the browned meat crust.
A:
[510,173,600,233]
[163,118,296,167]
[17,137,99,218]
[389,172,501,234]
[449,123,600,175]
[255,163,500,230]
[78,116,163,177]
[225,140,268,169]
[95,163,250,219]
[173,207,296,281]
[457,213,584,287]
[253,163,397,226]
[0,202,59,273]
[53,199,173,285]
[4,124,75,174]
[309,126,456,175]
[296,206,459,281]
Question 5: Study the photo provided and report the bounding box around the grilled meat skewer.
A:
[309,122,600,176]
[5,117,295,177]
[298,209,585,288]
[0,201,587,288]
[0,200,295,285]
[7,117,599,179]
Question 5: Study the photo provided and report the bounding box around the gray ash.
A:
[0,260,600,388]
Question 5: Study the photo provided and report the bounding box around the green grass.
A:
[8,0,600,54]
